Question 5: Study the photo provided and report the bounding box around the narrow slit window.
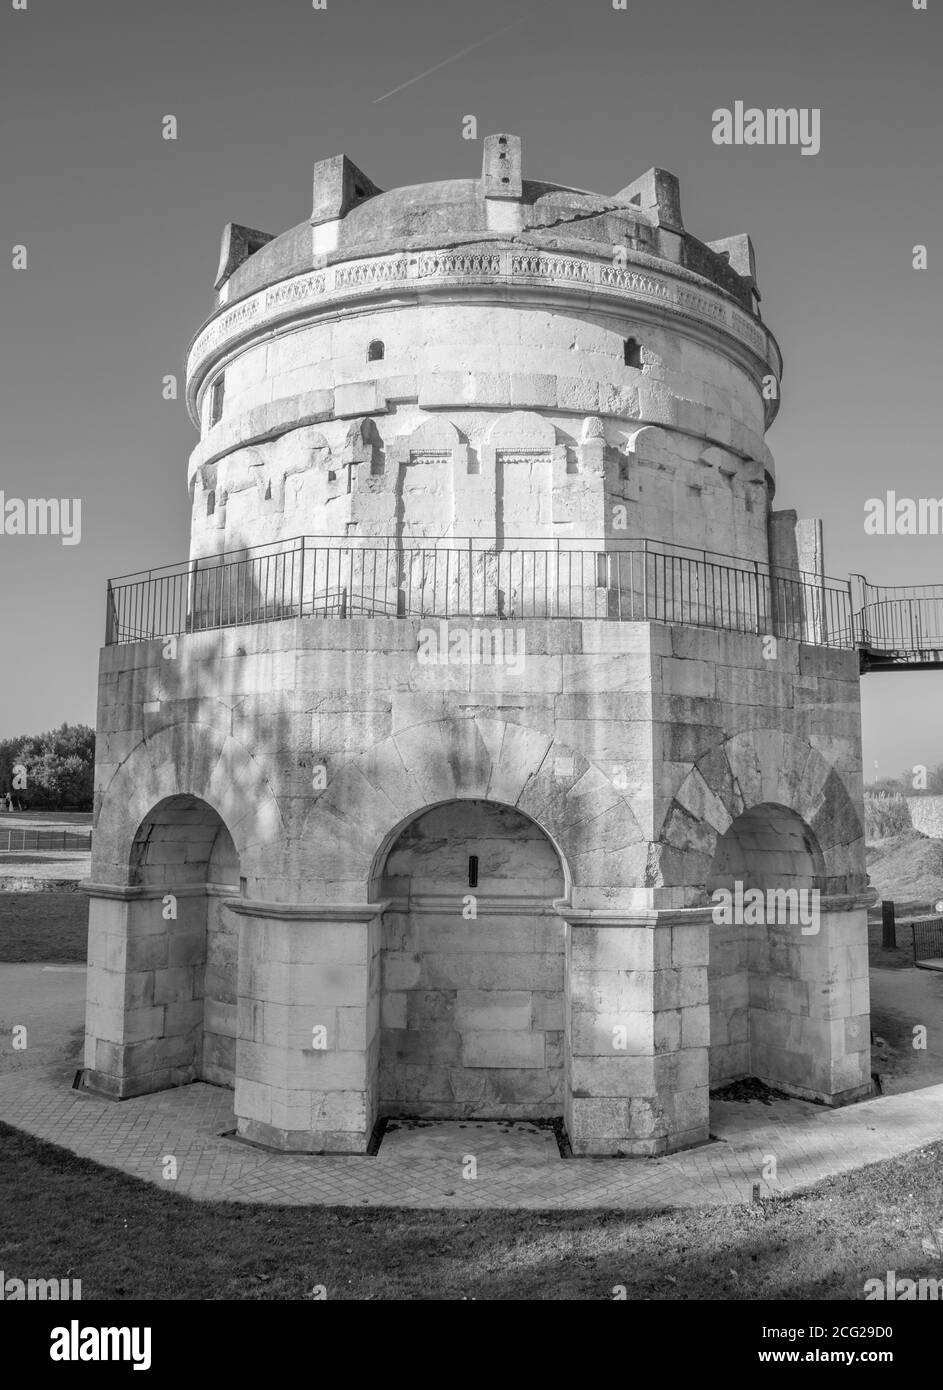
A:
[209,374,225,426]
[467,855,479,888]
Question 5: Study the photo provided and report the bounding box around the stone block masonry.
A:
[84,614,872,1154]
[84,138,872,1156]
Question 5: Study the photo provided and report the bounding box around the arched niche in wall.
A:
[613,423,670,504]
[485,411,562,541]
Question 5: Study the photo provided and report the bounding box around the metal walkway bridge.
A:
[102,536,943,675]
[851,577,943,673]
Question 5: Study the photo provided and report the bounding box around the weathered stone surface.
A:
[86,145,869,1158]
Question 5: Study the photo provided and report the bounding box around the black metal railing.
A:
[852,576,943,662]
[911,916,943,967]
[103,535,943,659]
[105,536,852,647]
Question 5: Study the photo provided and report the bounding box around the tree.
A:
[0,724,95,811]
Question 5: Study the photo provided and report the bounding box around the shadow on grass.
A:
[2,1121,942,1300]
[0,893,89,963]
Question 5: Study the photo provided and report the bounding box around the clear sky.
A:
[1,0,940,780]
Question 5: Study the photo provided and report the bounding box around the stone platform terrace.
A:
[2,965,942,1210]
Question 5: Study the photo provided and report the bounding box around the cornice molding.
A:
[224,899,391,921]
[185,243,781,427]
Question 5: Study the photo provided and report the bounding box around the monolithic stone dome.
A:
[185,137,782,565]
[215,169,757,313]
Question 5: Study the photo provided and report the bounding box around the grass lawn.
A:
[0,892,88,962]
[1,1121,941,1300]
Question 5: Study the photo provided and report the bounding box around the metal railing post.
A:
[848,573,866,646]
[641,539,649,620]
[186,556,198,635]
[554,537,560,619]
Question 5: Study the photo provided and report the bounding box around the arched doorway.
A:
[374,799,566,1119]
[126,794,241,1089]
[707,801,825,1090]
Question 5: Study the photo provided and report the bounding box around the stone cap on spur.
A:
[186,136,782,422]
[208,135,762,314]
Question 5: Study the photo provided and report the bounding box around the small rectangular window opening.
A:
[209,374,226,426]
[467,855,479,888]
[624,338,643,369]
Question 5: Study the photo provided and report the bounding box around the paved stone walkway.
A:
[2,965,942,1210]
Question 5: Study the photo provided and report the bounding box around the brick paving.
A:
[2,964,943,1209]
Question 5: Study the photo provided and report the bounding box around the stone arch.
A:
[404,415,463,455]
[127,794,241,1089]
[377,416,463,530]
[373,797,568,1119]
[486,410,557,452]
[484,412,559,541]
[625,425,669,467]
[367,792,572,903]
[217,444,268,498]
[392,415,469,479]
[701,795,869,1099]
[129,793,238,886]
[660,730,865,902]
[708,801,826,894]
[697,444,737,477]
[93,722,283,887]
[299,715,647,903]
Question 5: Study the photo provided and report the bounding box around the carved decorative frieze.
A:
[265,272,326,308]
[731,312,766,355]
[677,287,726,323]
[598,266,670,299]
[512,253,591,282]
[408,450,452,465]
[190,299,260,364]
[495,449,551,465]
[334,257,410,288]
[188,246,778,394]
[418,252,502,276]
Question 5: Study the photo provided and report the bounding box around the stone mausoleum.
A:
[82,137,874,1155]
